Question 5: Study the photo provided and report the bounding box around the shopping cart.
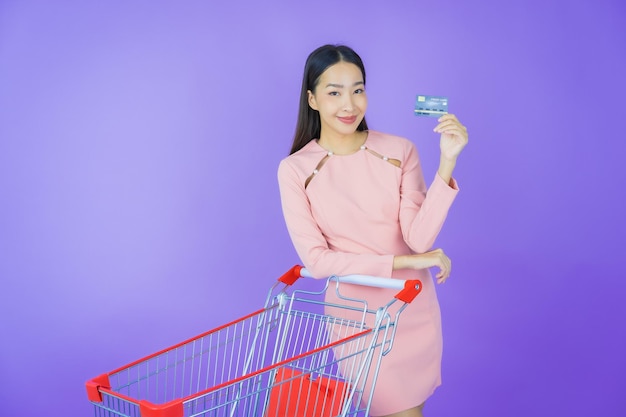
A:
[85,266,422,417]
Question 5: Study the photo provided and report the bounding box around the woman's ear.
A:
[307,90,318,110]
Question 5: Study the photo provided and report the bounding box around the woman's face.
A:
[308,61,367,139]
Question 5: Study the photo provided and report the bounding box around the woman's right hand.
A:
[393,248,452,284]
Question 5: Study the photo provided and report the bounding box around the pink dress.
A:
[277,130,458,416]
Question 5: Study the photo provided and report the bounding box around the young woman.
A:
[277,44,468,417]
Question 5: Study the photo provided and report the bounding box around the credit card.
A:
[414,95,448,117]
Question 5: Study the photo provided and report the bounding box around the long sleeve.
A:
[278,159,394,279]
[399,144,459,253]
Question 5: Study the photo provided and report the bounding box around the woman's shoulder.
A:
[367,130,416,155]
[280,140,325,164]
[278,140,324,179]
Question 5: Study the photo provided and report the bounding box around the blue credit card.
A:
[414,95,448,117]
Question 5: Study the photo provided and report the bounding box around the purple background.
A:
[1,1,625,416]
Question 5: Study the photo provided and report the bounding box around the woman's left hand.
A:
[434,114,468,161]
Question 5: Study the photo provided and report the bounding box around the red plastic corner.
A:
[85,374,111,403]
[277,265,302,286]
[139,399,184,417]
[395,279,423,303]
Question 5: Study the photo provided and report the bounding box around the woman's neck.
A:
[317,130,368,155]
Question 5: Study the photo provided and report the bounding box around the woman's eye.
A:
[329,91,339,96]
[354,89,364,94]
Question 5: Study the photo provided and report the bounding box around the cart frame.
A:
[86,266,422,417]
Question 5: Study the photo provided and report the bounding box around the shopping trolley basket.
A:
[86,266,422,417]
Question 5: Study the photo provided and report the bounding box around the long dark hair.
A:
[289,44,368,155]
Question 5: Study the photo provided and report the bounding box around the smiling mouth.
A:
[338,116,357,124]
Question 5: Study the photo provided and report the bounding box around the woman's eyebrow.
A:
[324,81,365,88]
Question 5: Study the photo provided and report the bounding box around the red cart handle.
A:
[278,265,303,285]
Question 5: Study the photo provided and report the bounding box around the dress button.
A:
[313,169,319,175]
[360,145,366,150]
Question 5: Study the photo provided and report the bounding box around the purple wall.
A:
[1,1,624,416]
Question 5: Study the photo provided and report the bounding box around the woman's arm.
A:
[397,114,467,253]
[398,145,458,254]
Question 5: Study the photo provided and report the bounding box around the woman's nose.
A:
[343,96,354,111]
